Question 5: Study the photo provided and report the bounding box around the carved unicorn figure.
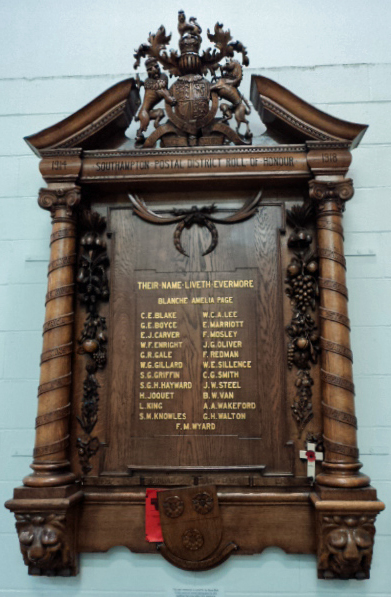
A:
[210,58,251,137]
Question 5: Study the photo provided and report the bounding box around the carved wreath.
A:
[129,192,261,256]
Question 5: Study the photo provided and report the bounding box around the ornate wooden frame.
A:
[5,66,384,579]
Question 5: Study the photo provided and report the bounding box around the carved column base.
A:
[5,487,82,576]
[316,461,370,489]
[311,494,384,580]
[23,461,76,488]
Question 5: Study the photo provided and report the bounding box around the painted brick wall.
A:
[0,1,390,595]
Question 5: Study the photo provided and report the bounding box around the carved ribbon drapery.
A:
[24,187,81,488]
[310,179,369,488]
[129,192,261,257]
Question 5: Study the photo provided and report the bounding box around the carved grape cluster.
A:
[77,220,109,371]
[286,257,318,313]
[76,211,110,476]
[286,312,320,370]
[285,203,320,436]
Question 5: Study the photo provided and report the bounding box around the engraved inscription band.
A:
[43,312,74,334]
[321,369,355,395]
[323,436,359,459]
[319,307,350,330]
[322,402,357,428]
[35,403,71,428]
[48,253,77,273]
[33,435,70,458]
[40,342,73,364]
[318,248,346,268]
[38,373,72,396]
[316,219,344,238]
[45,283,75,304]
[319,277,348,298]
[50,228,76,244]
[320,337,353,361]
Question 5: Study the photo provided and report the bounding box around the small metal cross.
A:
[300,441,323,481]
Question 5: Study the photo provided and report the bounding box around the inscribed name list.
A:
[135,271,259,437]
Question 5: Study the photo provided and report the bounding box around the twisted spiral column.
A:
[23,186,81,487]
[309,179,370,488]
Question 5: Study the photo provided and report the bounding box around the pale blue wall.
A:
[0,1,390,595]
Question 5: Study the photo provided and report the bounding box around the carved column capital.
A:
[309,179,354,213]
[38,187,81,216]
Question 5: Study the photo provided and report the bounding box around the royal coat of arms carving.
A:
[133,11,252,147]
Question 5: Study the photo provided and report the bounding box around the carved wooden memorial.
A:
[6,12,384,579]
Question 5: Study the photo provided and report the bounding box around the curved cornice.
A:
[251,75,367,148]
[25,78,139,156]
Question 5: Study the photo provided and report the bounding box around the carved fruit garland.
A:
[76,211,109,475]
[285,203,320,436]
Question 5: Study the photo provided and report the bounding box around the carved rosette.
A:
[192,492,214,514]
[310,179,369,488]
[24,187,81,488]
[285,203,320,436]
[182,529,204,551]
[163,496,185,518]
[317,512,377,580]
[76,210,109,475]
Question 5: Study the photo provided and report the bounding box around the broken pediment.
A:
[24,73,367,154]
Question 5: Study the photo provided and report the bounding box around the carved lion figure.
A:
[135,57,177,144]
[15,513,70,573]
[177,11,202,39]
[319,515,375,579]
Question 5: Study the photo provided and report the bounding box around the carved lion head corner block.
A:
[15,512,77,576]
[5,10,384,579]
